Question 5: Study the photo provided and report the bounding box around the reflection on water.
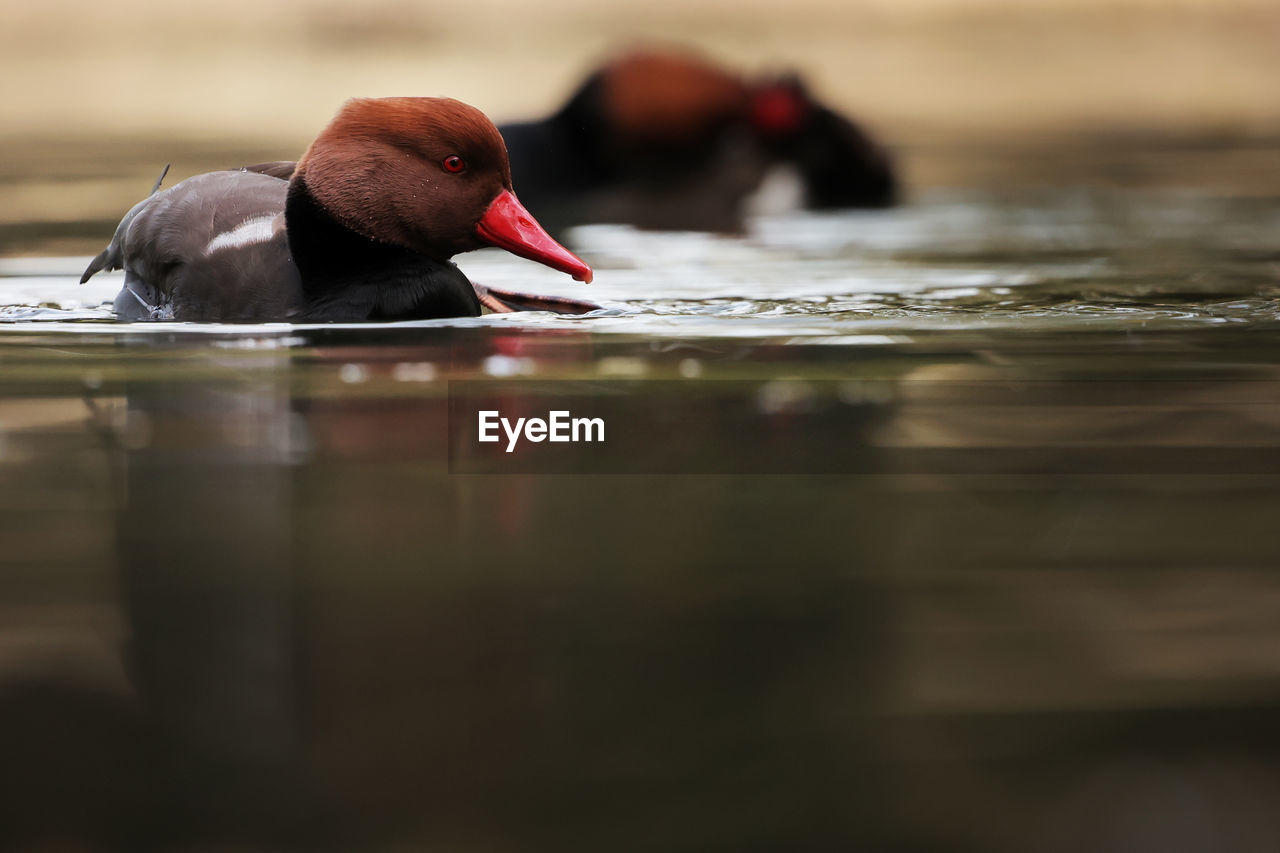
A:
[2,176,1280,850]
[3,323,1280,850]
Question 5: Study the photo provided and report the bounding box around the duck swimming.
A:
[81,97,594,322]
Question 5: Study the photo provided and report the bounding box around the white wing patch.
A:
[205,215,279,255]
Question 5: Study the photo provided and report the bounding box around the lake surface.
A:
[2,158,1280,850]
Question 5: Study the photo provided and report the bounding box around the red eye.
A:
[443,155,466,173]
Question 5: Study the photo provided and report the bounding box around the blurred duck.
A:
[248,50,898,236]
[82,98,595,322]
[498,49,899,233]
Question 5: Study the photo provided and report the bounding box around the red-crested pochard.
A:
[497,49,899,234]
[81,97,594,322]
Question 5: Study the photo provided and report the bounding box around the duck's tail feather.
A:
[79,248,113,284]
[82,165,170,285]
[148,163,170,196]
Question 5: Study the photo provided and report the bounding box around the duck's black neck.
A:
[285,178,481,321]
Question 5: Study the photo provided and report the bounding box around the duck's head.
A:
[295,97,592,282]
[570,50,751,158]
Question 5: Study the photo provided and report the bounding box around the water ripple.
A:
[3,189,1278,339]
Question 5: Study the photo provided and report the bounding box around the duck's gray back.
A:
[84,171,303,322]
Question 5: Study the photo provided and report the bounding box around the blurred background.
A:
[3,0,1279,254]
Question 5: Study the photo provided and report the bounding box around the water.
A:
[5,188,1279,334]
[3,170,1280,850]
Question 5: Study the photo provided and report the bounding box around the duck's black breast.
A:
[112,171,304,322]
[284,178,482,322]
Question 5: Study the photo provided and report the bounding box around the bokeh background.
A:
[3,0,1279,254]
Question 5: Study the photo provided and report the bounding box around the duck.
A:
[496,48,899,234]
[81,97,594,323]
